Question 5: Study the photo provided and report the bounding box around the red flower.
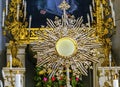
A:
[51,76,56,81]
[60,86,64,87]
[43,77,48,82]
[75,77,79,82]
[70,78,72,81]
[60,76,63,80]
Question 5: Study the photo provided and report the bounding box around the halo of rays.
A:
[32,15,102,77]
[32,0,102,78]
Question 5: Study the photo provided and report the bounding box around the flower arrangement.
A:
[34,67,84,87]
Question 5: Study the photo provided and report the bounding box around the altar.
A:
[1,0,119,87]
[2,68,25,87]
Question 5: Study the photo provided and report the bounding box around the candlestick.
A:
[92,0,95,7]
[109,51,112,67]
[115,68,118,74]
[100,4,104,19]
[112,10,116,26]
[6,0,8,15]
[0,80,3,87]
[24,1,27,19]
[89,5,93,22]
[113,74,119,87]
[17,4,20,21]
[15,72,21,87]
[87,13,90,27]
[109,0,114,17]
[29,15,32,29]
[2,11,5,27]
[2,70,5,79]
[109,0,113,9]
[23,0,24,5]
[109,0,116,26]
[109,0,115,26]
[102,68,105,75]
[113,79,119,87]
[10,55,12,69]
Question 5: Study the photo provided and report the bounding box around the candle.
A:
[2,11,5,27]
[113,79,119,87]
[100,4,104,19]
[112,10,116,26]
[109,0,113,8]
[115,68,118,74]
[0,80,3,87]
[92,0,95,7]
[23,0,24,5]
[2,70,5,78]
[24,1,27,19]
[15,73,21,87]
[10,55,12,69]
[110,0,113,13]
[109,51,112,67]
[29,15,32,29]
[6,0,8,15]
[109,0,116,26]
[102,68,105,75]
[17,4,20,21]
[87,13,90,27]
[89,5,93,22]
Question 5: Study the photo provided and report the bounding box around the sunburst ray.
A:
[32,0,102,78]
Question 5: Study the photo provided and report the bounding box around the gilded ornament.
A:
[32,1,102,78]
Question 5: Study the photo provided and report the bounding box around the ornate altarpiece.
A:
[1,0,119,87]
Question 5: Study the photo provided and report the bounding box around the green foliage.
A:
[34,67,84,87]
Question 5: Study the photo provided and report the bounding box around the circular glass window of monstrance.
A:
[55,37,77,57]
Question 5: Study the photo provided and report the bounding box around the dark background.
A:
[26,0,92,27]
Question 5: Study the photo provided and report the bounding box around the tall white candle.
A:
[109,51,112,67]
[87,13,90,27]
[113,79,119,87]
[15,73,21,87]
[115,68,118,74]
[2,70,5,79]
[109,0,113,9]
[17,4,20,21]
[10,55,12,69]
[89,5,93,22]
[0,80,3,87]
[24,1,27,19]
[6,0,8,15]
[112,10,116,26]
[102,68,105,75]
[23,0,24,5]
[109,0,116,26]
[2,11,5,27]
[29,15,32,29]
[109,0,114,17]
[100,4,104,19]
[92,0,95,7]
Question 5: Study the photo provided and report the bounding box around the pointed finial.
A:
[58,0,70,11]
